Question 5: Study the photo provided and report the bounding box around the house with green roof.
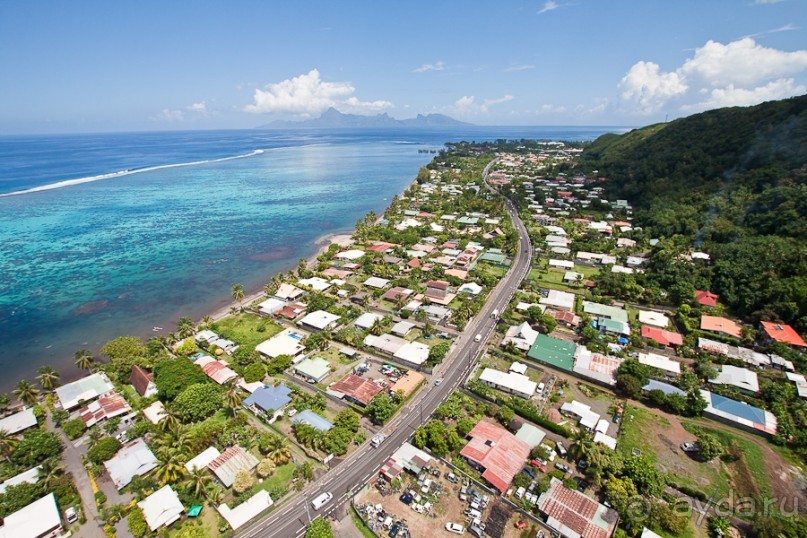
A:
[582,301,628,324]
[527,334,576,373]
[294,357,331,383]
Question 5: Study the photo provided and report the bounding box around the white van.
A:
[311,491,333,510]
[474,334,482,342]
[371,433,386,447]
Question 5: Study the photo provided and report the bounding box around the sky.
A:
[0,0,806,133]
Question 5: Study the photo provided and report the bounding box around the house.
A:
[354,312,382,330]
[330,374,383,406]
[479,368,537,399]
[593,432,618,450]
[390,320,416,337]
[701,315,742,339]
[643,379,686,397]
[563,271,583,283]
[335,249,364,261]
[641,326,683,347]
[243,384,292,416]
[582,301,628,324]
[514,423,546,448]
[617,237,636,248]
[700,390,777,437]
[298,310,340,331]
[548,259,575,270]
[637,310,670,328]
[539,289,575,312]
[695,290,718,307]
[785,373,807,399]
[760,321,807,348]
[275,283,304,301]
[276,301,307,320]
[79,391,132,428]
[364,276,390,289]
[459,421,531,493]
[55,372,115,410]
[194,355,238,385]
[130,365,157,398]
[502,322,539,352]
[292,410,334,432]
[560,400,601,431]
[185,446,222,472]
[255,328,305,358]
[297,277,331,292]
[208,446,259,488]
[257,297,285,316]
[527,335,577,373]
[217,490,273,531]
[549,309,581,328]
[195,330,219,345]
[0,407,37,435]
[394,342,430,366]
[379,442,433,482]
[596,318,630,337]
[0,466,41,495]
[390,371,425,397]
[104,439,158,490]
[458,282,483,295]
[0,492,63,538]
[710,365,760,393]
[421,304,451,323]
[537,478,619,538]
[138,485,184,531]
[637,352,681,377]
[294,357,331,384]
[364,333,407,355]
[382,287,413,303]
[424,280,455,305]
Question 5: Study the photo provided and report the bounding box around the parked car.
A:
[555,462,571,473]
[445,522,466,535]
[681,442,699,452]
[399,493,413,505]
[577,459,588,470]
[521,467,537,479]
[447,472,459,483]
[65,507,78,524]
[530,459,547,472]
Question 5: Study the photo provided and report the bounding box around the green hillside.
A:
[580,95,807,331]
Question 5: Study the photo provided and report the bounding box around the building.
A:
[460,421,531,493]
[217,490,273,531]
[502,322,539,352]
[243,384,292,416]
[255,328,306,359]
[292,410,334,432]
[537,478,619,538]
[298,310,340,331]
[643,379,686,397]
[382,287,413,303]
[560,401,601,431]
[539,289,575,311]
[297,277,332,292]
[710,365,760,393]
[760,321,807,348]
[208,446,259,488]
[257,297,285,316]
[641,326,683,347]
[701,315,742,339]
[390,320,416,337]
[637,352,681,377]
[394,342,430,366]
[573,347,622,386]
[478,368,537,399]
[79,391,132,427]
[785,373,807,399]
[0,407,37,435]
[582,301,628,324]
[700,390,777,437]
[185,446,222,472]
[194,355,238,385]
[104,439,158,490]
[515,423,546,448]
[364,333,407,355]
[275,283,304,301]
[129,365,157,398]
[0,492,63,538]
[142,401,166,425]
[424,280,455,305]
[330,374,384,406]
[695,290,718,307]
[364,276,390,289]
[55,372,115,410]
[637,310,670,328]
[294,357,331,383]
[138,485,184,531]
[379,442,433,482]
[527,335,577,372]
[276,302,307,320]
[354,312,382,330]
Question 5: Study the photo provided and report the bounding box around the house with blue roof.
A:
[642,379,685,397]
[243,384,292,418]
[292,410,334,432]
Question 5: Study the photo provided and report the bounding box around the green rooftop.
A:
[582,301,628,323]
[527,334,576,372]
[479,252,508,265]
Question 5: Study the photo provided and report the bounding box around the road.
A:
[237,159,533,538]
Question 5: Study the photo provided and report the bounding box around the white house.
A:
[138,485,184,531]
[298,310,340,331]
[479,368,537,399]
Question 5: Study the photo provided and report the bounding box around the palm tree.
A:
[223,381,243,415]
[74,349,95,371]
[0,429,19,461]
[158,408,181,433]
[569,429,594,462]
[13,380,39,406]
[154,447,187,485]
[183,467,212,498]
[231,283,245,311]
[39,459,64,489]
[206,486,224,505]
[264,434,292,465]
[264,275,281,296]
[176,316,195,339]
[36,366,60,391]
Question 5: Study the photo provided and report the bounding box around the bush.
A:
[243,362,266,384]
[174,383,223,422]
[257,458,276,478]
[95,491,107,506]
[232,470,255,494]
[11,429,63,466]
[63,418,87,440]
[127,507,148,537]
[87,438,122,464]
[154,358,209,400]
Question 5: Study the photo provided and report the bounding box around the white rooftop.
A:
[593,431,617,450]
[185,446,222,472]
[297,277,331,292]
[255,328,306,358]
[638,310,670,328]
[298,310,340,330]
[0,466,40,495]
[217,490,273,530]
[711,365,760,393]
[638,352,681,375]
[275,283,304,300]
[55,372,114,409]
[479,368,538,397]
[257,297,285,315]
[364,276,390,289]
[0,492,61,538]
[354,312,382,330]
[138,485,184,531]
[142,401,166,425]
[539,289,575,311]
[104,438,158,490]
[0,407,37,435]
[394,342,430,366]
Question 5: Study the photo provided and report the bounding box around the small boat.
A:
[152,326,163,332]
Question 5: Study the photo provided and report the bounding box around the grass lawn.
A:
[210,313,283,352]
[253,461,297,495]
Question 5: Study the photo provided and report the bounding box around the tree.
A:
[159,407,181,433]
[232,469,255,494]
[261,434,292,465]
[428,341,451,365]
[684,390,708,417]
[622,454,665,496]
[36,366,60,391]
[231,283,246,310]
[62,418,87,440]
[223,381,244,414]
[695,431,724,461]
[74,349,95,370]
[13,379,39,406]
[243,362,266,383]
[616,374,643,399]
[366,393,396,425]
[306,517,334,538]
[174,383,223,422]
[182,467,213,499]
[497,405,515,426]
[266,354,293,375]
[333,409,360,433]
[0,429,19,461]
[154,358,209,400]
[176,317,195,339]
[100,336,145,361]
[257,458,276,478]
[87,437,122,464]
[127,506,148,538]
[154,447,187,484]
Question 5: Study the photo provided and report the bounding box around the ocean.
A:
[0,126,623,392]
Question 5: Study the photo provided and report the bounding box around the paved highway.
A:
[238,159,533,538]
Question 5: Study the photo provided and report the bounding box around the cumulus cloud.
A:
[537,1,559,15]
[413,61,445,73]
[244,69,392,116]
[449,94,514,116]
[503,64,535,72]
[187,102,207,113]
[619,37,807,115]
[150,101,209,122]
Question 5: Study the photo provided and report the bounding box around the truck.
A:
[371,433,386,448]
[491,309,499,319]
[311,491,333,510]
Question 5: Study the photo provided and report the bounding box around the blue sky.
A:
[1,0,805,133]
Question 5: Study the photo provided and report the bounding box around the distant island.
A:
[256,107,472,129]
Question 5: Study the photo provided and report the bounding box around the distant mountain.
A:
[257,108,472,129]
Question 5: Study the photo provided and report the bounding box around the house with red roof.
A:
[695,290,718,307]
[537,477,619,538]
[459,420,531,493]
[330,374,384,406]
[641,326,684,347]
[761,321,807,348]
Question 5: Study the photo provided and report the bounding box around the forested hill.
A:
[579,95,807,331]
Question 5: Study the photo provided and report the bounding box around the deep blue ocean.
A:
[0,126,624,391]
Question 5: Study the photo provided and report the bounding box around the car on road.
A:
[371,433,386,447]
[474,334,482,342]
[445,522,465,534]
[311,491,333,510]
[434,378,442,386]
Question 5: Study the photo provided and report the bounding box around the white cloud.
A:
[745,23,799,38]
[449,94,514,116]
[150,101,209,122]
[537,1,559,15]
[151,108,185,122]
[244,69,391,116]
[413,61,445,73]
[619,37,807,115]
[538,104,567,114]
[619,61,688,114]
[188,101,207,113]
[503,64,535,72]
